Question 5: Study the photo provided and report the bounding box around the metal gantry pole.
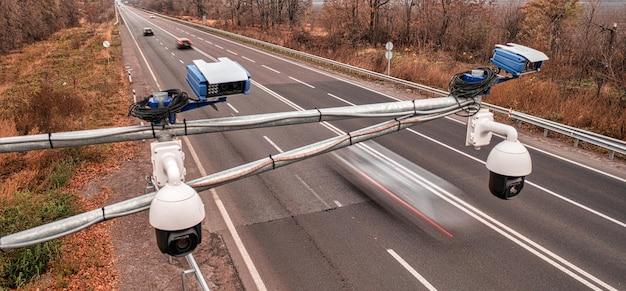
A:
[0,108,463,251]
[0,97,465,153]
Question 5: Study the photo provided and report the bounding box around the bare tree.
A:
[368,0,390,43]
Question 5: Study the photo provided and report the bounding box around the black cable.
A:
[128,89,190,123]
[448,66,499,117]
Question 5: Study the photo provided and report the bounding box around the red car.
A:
[176,38,192,49]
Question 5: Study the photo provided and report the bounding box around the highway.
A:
[118,5,625,290]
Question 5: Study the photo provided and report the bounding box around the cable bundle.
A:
[448,67,499,116]
[129,89,190,123]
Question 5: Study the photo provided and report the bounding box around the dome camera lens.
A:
[174,235,191,251]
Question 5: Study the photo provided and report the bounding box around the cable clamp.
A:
[102,207,107,220]
[48,132,54,149]
[394,118,402,132]
[412,99,418,115]
[269,154,276,169]
[183,119,188,136]
[315,108,322,122]
[347,132,353,145]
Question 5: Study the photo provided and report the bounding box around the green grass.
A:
[0,185,77,288]
[48,159,76,190]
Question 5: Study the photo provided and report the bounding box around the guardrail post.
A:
[574,139,579,148]
[543,129,549,138]
[609,151,615,160]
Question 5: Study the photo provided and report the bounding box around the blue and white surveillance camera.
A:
[491,43,549,77]
[186,57,251,100]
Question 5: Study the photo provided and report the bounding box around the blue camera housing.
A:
[490,43,548,77]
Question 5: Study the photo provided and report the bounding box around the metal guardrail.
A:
[143,9,626,159]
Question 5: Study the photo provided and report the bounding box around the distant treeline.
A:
[0,0,115,54]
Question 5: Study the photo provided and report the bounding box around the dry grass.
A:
[0,19,135,289]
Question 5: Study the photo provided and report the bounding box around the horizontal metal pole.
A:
[155,9,625,156]
[0,97,464,153]
[187,112,453,192]
[0,109,459,250]
[0,193,155,249]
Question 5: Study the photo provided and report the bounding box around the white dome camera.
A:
[149,183,205,257]
[486,140,531,199]
[466,109,532,199]
[149,140,205,257]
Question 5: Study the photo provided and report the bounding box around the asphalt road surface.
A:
[117,5,625,291]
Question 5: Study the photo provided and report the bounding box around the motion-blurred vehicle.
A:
[143,27,153,36]
[331,141,470,239]
[176,38,192,49]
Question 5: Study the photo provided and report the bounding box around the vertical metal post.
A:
[574,139,579,148]
[387,58,391,76]
[543,129,549,138]
[609,151,615,160]
[181,253,211,291]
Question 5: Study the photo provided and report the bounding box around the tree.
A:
[521,0,580,57]
[401,0,417,44]
[368,0,390,43]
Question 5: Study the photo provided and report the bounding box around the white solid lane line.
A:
[387,249,438,291]
[226,102,239,113]
[183,136,268,291]
[215,44,224,49]
[289,76,315,89]
[295,174,332,209]
[327,93,355,106]
[242,56,256,63]
[359,144,613,291]
[261,65,280,74]
[262,135,284,153]
[118,7,160,88]
[406,128,626,228]
[122,8,268,291]
[227,49,238,55]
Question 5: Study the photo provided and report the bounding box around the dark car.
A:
[143,27,154,36]
[176,38,192,49]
